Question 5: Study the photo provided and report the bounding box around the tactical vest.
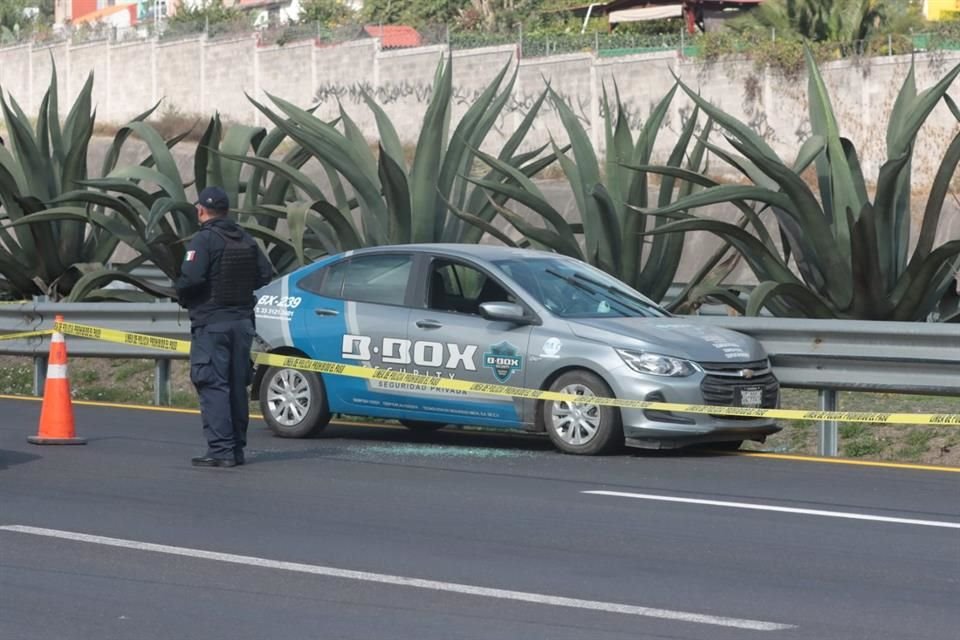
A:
[210,228,259,306]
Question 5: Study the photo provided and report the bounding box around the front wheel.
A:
[540,370,623,455]
[260,366,331,438]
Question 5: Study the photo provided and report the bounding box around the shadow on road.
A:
[320,423,555,451]
[0,448,42,470]
[288,422,747,459]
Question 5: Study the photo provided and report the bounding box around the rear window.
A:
[298,254,413,306]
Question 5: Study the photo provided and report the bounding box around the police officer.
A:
[176,186,272,468]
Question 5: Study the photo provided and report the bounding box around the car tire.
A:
[260,366,331,438]
[399,419,446,433]
[541,370,623,455]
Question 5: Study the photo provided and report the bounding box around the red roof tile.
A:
[73,2,136,24]
[363,25,422,49]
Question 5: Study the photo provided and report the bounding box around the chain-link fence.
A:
[449,30,516,51]
[912,31,960,51]
[257,21,322,47]
[446,29,686,58]
[252,22,450,49]
[6,19,960,65]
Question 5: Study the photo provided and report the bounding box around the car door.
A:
[293,252,414,417]
[400,255,534,429]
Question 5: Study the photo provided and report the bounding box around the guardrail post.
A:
[817,389,839,457]
[154,359,171,406]
[33,355,48,396]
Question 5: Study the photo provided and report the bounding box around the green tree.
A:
[299,0,355,26]
[167,0,246,26]
[1,0,53,48]
[1,0,29,29]
[735,0,922,42]
[363,0,466,27]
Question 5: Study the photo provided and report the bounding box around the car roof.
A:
[343,244,557,263]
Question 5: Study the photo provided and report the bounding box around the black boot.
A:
[191,456,237,468]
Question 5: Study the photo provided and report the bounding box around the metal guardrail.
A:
[0,301,191,405]
[0,301,191,358]
[683,317,960,395]
[3,303,959,456]
[684,316,960,455]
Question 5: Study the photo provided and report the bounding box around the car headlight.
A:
[616,349,699,377]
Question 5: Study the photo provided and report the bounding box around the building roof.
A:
[73,3,137,24]
[237,0,289,8]
[565,0,763,17]
[363,25,422,48]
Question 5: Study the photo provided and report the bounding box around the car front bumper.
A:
[606,364,781,449]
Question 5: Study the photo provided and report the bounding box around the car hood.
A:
[567,317,767,363]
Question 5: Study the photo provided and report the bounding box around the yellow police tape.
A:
[50,320,960,427]
[0,329,54,341]
[52,322,191,355]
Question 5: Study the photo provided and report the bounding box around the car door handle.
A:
[314,308,339,317]
[416,319,443,329]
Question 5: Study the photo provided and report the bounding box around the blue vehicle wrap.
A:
[257,254,525,429]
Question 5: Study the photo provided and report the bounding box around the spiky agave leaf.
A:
[434,59,515,242]
[467,147,582,259]
[634,107,705,300]
[248,92,389,245]
[66,269,176,302]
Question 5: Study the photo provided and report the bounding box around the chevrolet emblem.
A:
[740,369,755,379]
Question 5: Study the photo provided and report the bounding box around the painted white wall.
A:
[251,0,302,26]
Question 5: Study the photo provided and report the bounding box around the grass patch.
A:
[839,423,868,439]
[893,429,936,462]
[0,363,33,395]
[73,369,100,385]
[171,389,201,409]
[844,436,887,458]
[110,360,154,380]
[750,389,960,466]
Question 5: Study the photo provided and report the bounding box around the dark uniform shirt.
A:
[175,218,273,327]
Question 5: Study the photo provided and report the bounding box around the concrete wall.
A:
[156,37,203,121]
[69,41,108,112]
[0,45,30,107]
[2,36,960,187]
[257,39,313,122]
[204,37,255,121]
[109,41,156,123]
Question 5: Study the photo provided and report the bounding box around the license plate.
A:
[738,386,764,408]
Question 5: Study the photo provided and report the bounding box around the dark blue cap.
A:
[195,186,230,211]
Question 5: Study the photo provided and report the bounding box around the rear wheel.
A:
[399,419,446,433]
[541,370,623,455]
[260,366,330,438]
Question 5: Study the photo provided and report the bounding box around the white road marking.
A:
[0,524,792,632]
[584,491,960,530]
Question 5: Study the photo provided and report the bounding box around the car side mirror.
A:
[479,301,531,324]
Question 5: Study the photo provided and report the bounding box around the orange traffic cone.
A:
[28,315,85,445]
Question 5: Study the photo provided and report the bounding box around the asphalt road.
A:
[1,397,958,640]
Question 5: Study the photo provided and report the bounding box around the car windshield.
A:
[492,256,670,318]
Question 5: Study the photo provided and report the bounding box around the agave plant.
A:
[201,110,356,273]
[0,62,193,301]
[459,82,737,306]
[23,106,333,301]
[639,47,960,320]
[227,54,557,252]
